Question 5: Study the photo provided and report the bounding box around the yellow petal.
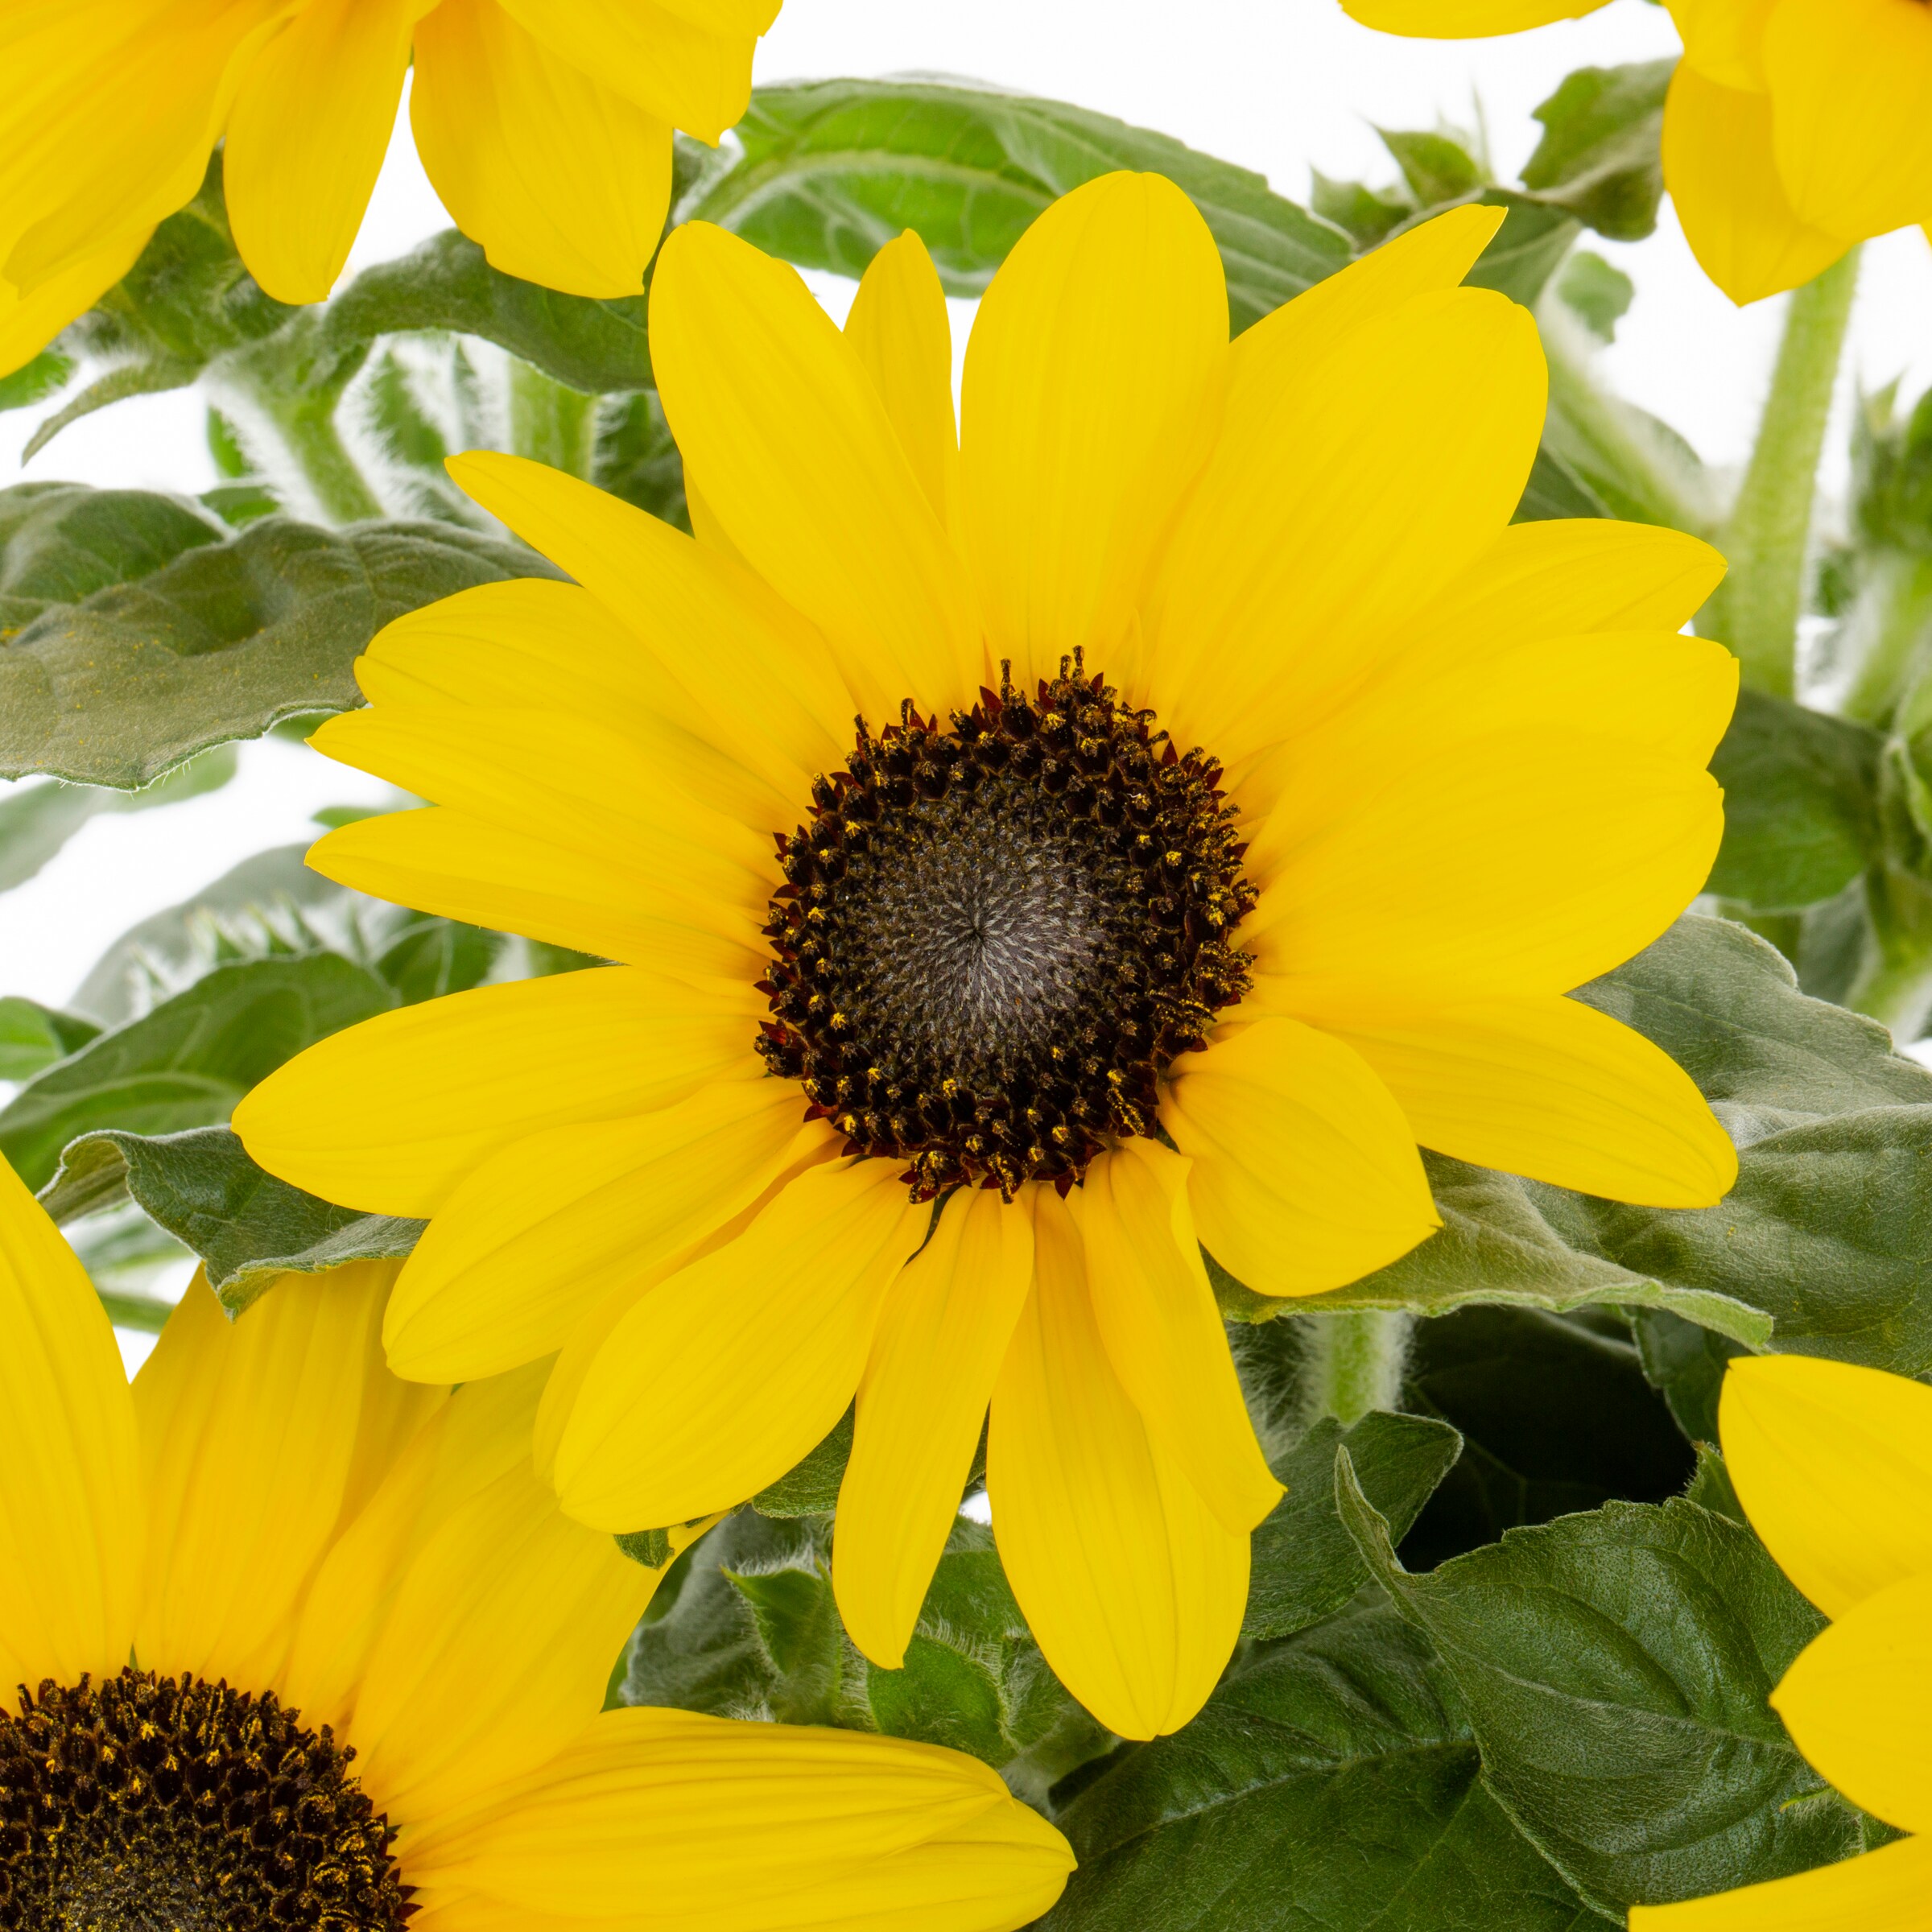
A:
[960,171,1228,688]
[347,1459,683,1826]
[1410,517,1729,663]
[987,1187,1249,1740]
[1662,65,1848,306]
[1719,1355,1932,1616]
[1314,993,1736,1208]
[1237,630,1739,894]
[844,229,960,532]
[133,1261,429,1688]
[224,0,414,304]
[0,1150,139,1693]
[1769,1574,1932,1834]
[1763,0,1932,244]
[300,803,770,977]
[280,1360,539,1736]
[1340,0,1611,31]
[0,222,148,380]
[1245,732,1724,998]
[1670,0,1780,90]
[405,1707,1072,1930]
[385,1083,832,1381]
[1629,1834,1932,1931]
[833,1185,1034,1670]
[649,221,980,719]
[233,966,762,1218]
[355,577,807,836]
[491,0,758,142]
[553,1159,929,1531]
[0,1,279,295]
[310,704,775,930]
[444,451,854,786]
[1162,1014,1439,1299]
[1149,284,1546,766]
[411,0,670,299]
[1075,1141,1282,1531]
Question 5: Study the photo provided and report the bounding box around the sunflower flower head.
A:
[0,1154,1071,1930]
[1630,1352,1932,1927]
[0,0,782,378]
[237,173,1740,1741]
[1337,0,1932,303]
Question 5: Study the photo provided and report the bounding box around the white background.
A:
[3,0,1928,1365]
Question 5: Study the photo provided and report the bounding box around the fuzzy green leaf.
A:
[1339,1458,1859,1914]
[37,1125,421,1315]
[0,483,559,786]
[1042,1604,1600,1931]
[1520,61,1674,242]
[1244,1410,1462,1641]
[1708,688,1883,912]
[0,998,99,1083]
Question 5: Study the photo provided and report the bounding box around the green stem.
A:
[509,357,597,479]
[1707,248,1863,696]
[272,404,383,524]
[1301,1310,1412,1427]
[1840,552,1932,727]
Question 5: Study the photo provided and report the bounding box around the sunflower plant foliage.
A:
[4,43,1932,1932]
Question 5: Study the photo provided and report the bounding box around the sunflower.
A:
[236,176,1738,1740]
[1337,0,1932,304]
[0,1154,1071,1930]
[0,0,778,377]
[1630,1354,1932,1926]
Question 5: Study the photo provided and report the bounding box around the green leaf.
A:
[1708,688,1883,912]
[1513,445,1612,523]
[37,1126,422,1316]
[1464,197,1581,308]
[0,998,99,1082]
[0,744,237,894]
[1042,1604,1599,1932]
[1308,169,1412,248]
[1377,128,1485,208]
[1554,250,1635,344]
[1632,1307,1748,1445]
[1244,1410,1463,1641]
[751,1405,854,1517]
[593,390,689,528]
[1399,1307,1694,1569]
[0,350,74,413]
[621,1510,1109,1789]
[1520,61,1674,241]
[321,230,655,394]
[1279,916,1932,1373]
[0,952,394,1190]
[694,78,1352,336]
[0,483,559,786]
[1340,1459,1859,1913]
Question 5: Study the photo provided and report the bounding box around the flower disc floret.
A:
[758,654,1257,1199]
[0,1670,408,1932]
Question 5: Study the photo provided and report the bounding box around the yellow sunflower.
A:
[1631,1354,1932,1927]
[0,1154,1071,1930]
[235,176,1739,1740]
[1338,0,1932,304]
[0,0,778,377]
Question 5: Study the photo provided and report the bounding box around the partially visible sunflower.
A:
[237,175,1738,1740]
[0,1154,1071,1930]
[1631,1353,1932,1926]
[0,0,778,376]
[1337,0,1932,303]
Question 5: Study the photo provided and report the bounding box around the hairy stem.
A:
[273,405,383,524]
[509,357,597,479]
[1707,248,1862,696]
[1301,1309,1413,1427]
